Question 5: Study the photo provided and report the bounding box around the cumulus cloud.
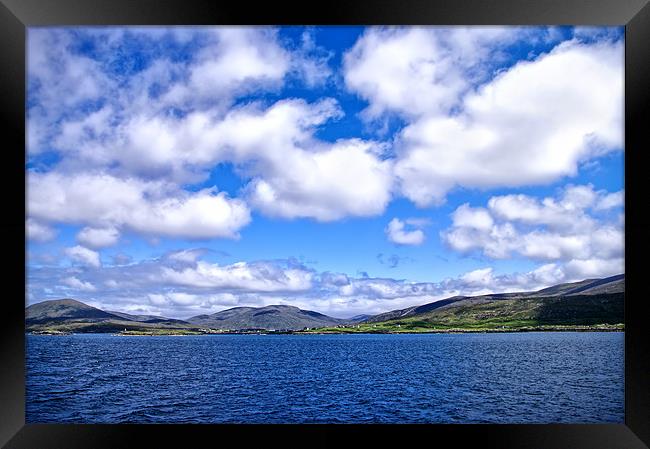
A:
[595,190,624,210]
[246,137,393,221]
[65,245,101,268]
[29,28,292,145]
[28,27,623,225]
[61,276,97,291]
[77,226,121,249]
[289,29,334,87]
[28,171,251,240]
[396,39,622,206]
[35,93,393,222]
[29,244,624,319]
[173,27,290,104]
[343,26,522,120]
[385,218,426,245]
[147,292,241,308]
[460,267,495,287]
[130,97,393,221]
[161,260,314,292]
[28,27,372,227]
[344,28,623,207]
[451,204,494,231]
[26,219,56,242]
[165,248,209,264]
[442,185,624,274]
[28,29,114,155]
[25,27,624,319]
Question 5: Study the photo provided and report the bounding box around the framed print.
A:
[2,0,649,448]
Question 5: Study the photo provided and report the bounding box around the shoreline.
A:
[296,326,624,335]
[27,326,624,336]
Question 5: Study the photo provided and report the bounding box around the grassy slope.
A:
[27,292,624,335]
[26,319,198,334]
[302,293,624,333]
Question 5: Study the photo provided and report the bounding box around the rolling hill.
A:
[313,274,624,333]
[25,300,348,333]
[26,274,625,334]
[186,305,347,330]
[364,274,624,324]
[26,299,194,333]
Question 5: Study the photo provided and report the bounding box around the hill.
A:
[26,274,625,334]
[26,299,120,324]
[25,300,347,333]
[186,305,347,330]
[308,275,625,333]
[364,274,624,324]
[26,299,193,334]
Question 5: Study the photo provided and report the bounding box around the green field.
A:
[300,294,624,334]
[27,292,624,335]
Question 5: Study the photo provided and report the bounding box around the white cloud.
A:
[166,249,208,264]
[572,26,621,43]
[451,204,494,230]
[26,219,56,242]
[28,171,251,240]
[160,261,314,292]
[343,27,521,120]
[77,226,121,249]
[442,186,624,265]
[147,292,239,308]
[596,190,624,210]
[461,267,495,287]
[221,99,392,220]
[28,247,623,319]
[129,188,250,239]
[129,98,392,221]
[24,27,625,320]
[246,137,393,221]
[40,96,393,222]
[563,257,624,279]
[28,29,113,154]
[61,276,97,291]
[65,245,101,268]
[390,39,623,206]
[29,28,623,225]
[168,27,290,106]
[487,189,595,232]
[385,218,425,245]
[290,29,333,87]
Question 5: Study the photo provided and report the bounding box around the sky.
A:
[26,26,624,319]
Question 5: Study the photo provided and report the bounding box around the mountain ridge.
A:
[26,274,624,333]
[185,304,347,330]
[365,274,624,324]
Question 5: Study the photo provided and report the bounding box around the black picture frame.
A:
[2,1,648,447]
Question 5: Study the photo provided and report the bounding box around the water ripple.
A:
[26,332,624,424]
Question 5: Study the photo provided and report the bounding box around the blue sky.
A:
[26,26,624,318]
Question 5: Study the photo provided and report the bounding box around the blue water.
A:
[26,332,624,423]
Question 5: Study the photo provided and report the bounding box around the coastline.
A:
[27,324,624,336]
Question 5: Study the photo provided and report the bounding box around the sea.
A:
[26,332,624,423]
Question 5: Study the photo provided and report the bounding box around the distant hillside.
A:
[365,274,624,324]
[26,299,119,324]
[312,275,624,333]
[26,274,625,334]
[187,305,347,330]
[26,299,347,333]
[26,299,193,333]
[348,314,372,323]
[531,274,624,296]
